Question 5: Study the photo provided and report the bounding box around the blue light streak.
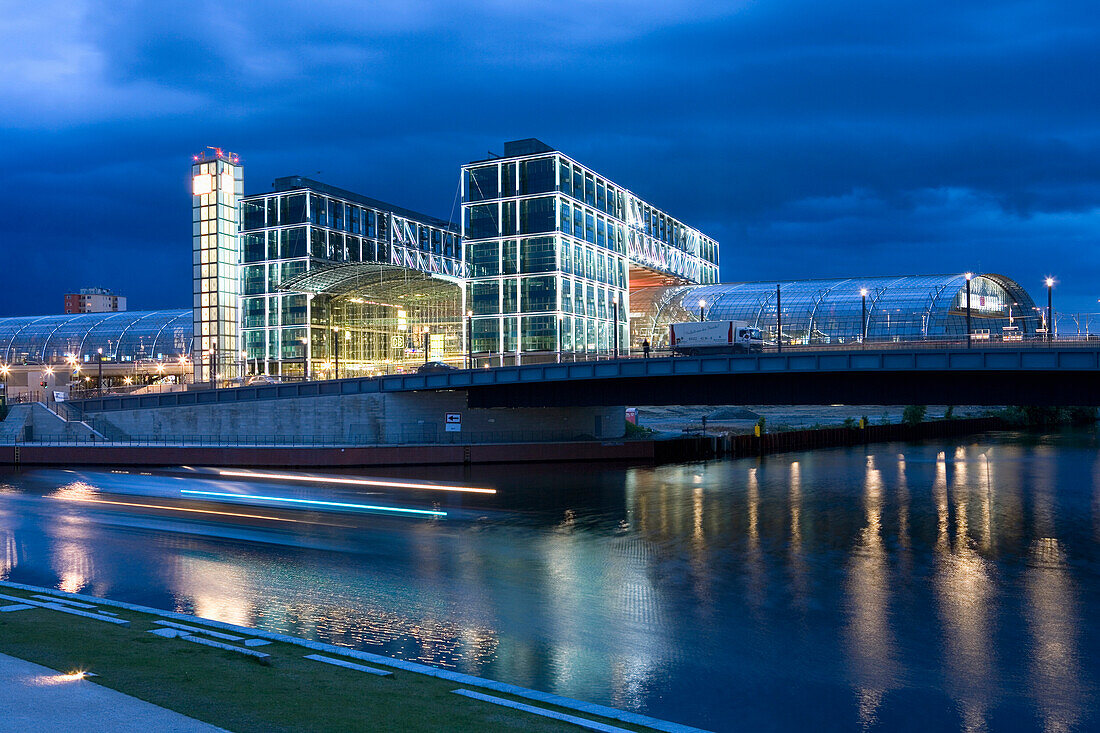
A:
[180,489,446,517]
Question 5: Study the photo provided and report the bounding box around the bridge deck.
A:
[64,346,1100,412]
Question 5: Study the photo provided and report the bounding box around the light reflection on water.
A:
[1,432,1100,730]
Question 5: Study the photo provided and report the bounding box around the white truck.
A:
[670,320,765,355]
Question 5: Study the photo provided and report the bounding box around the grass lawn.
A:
[0,587,660,733]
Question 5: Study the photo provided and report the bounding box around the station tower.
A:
[190,148,243,383]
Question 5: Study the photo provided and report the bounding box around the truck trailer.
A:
[670,321,765,355]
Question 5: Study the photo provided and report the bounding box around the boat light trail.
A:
[216,469,495,494]
[50,496,343,525]
[180,489,447,517]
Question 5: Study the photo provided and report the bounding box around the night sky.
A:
[3,1,1097,316]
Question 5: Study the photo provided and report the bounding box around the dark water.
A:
[2,431,1100,731]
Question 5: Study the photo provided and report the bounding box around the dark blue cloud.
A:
[0,0,1097,315]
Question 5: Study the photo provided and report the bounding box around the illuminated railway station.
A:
[0,140,1047,399]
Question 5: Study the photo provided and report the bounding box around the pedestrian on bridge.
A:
[643,339,651,359]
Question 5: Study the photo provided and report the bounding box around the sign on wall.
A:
[445,412,461,432]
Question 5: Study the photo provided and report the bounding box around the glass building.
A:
[462,139,719,363]
[631,274,1040,348]
[191,149,243,382]
[0,310,192,364]
[238,177,464,378]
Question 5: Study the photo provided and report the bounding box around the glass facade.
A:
[0,310,192,364]
[238,177,464,377]
[191,150,243,382]
[461,139,719,360]
[631,274,1040,348]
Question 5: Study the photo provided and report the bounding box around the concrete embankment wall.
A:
[0,403,102,442]
[87,391,626,444]
[0,439,653,467]
[655,416,1004,462]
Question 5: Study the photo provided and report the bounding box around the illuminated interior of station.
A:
[280,263,465,378]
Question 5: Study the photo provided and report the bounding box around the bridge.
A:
[69,344,1100,414]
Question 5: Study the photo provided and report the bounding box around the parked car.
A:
[416,361,457,374]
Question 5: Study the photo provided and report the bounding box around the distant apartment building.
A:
[63,288,127,314]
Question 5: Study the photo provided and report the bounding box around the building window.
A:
[466,204,498,240]
[471,281,500,315]
[558,159,571,197]
[468,165,499,201]
[520,158,555,195]
[519,197,555,234]
[280,194,307,226]
[521,315,557,351]
[241,200,265,230]
[521,276,556,313]
[242,233,266,263]
[468,241,500,277]
[472,318,500,353]
[520,237,556,273]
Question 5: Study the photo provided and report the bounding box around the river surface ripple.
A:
[2,430,1100,731]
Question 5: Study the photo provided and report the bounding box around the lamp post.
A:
[860,289,868,346]
[423,327,430,365]
[1046,277,1054,342]
[776,283,782,353]
[613,299,620,358]
[556,315,563,364]
[965,272,973,349]
[699,299,706,322]
[332,326,340,379]
[466,310,473,369]
[97,348,103,396]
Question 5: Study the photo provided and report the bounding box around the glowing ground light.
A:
[216,469,495,494]
[180,489,447,517]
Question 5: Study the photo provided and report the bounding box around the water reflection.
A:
[743,466,765,617]
[0,433,1097,731]
[1026,449,1084,733]
[788,461,809,613]
[934,446,996,733]
[845,455,896,729]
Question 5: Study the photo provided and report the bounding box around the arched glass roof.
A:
[0,310,192,364]
[631,274,1040,347]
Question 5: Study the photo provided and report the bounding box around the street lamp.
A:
[776,283,782,353]
[332,326,340,379]
[860,289,868,345]
[466,310,473,369]
[965,272,973,349]
[699,299,706,322]
[1046,277,1054,342]
[613,298,620,358]
[97,347,103,396]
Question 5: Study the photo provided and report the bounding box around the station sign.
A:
[445,412,461,432]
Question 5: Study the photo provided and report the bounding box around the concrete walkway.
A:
[0,652,228,732]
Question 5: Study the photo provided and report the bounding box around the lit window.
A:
[192,174,213,196]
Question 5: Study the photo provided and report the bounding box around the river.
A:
[1,430,1099,731]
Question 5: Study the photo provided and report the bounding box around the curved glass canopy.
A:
[631,274,1040,348]
[0,310,192,364]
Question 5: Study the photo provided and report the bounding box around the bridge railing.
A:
[472,335,1100,367]
[0,427,608,447]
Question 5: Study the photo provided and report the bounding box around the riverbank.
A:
[0,416,1012,468]
[653,416,1005,462]
[0,580,701,733]
[0,438,654,468]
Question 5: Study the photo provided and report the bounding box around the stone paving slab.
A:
[0,652,229,732]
